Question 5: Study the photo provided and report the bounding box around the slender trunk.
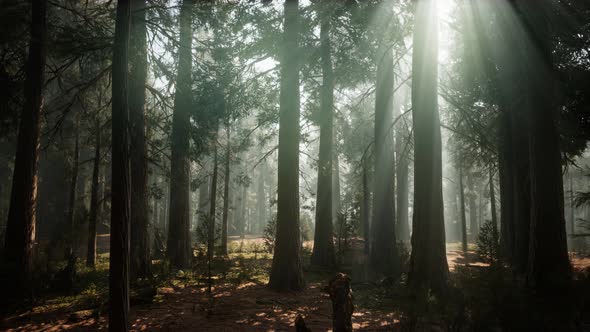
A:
[129,0,150,279]
[65,116,80,259]
[311,6,336,268]
[109,0,131,329]
[408,0,449,292]
[167,0,194,269]
[467,174,478,241]
[489,169,498,244]
[362,158,370,255]
[332,151,341,222]
[459,166,468,252]
[256,162,266,235]
[239,183,247,239]
[198,175,210,239]
[221,125,231,255]
[4,0,47,298]
[395,117,410,242]
[87,119,101,268]
[269,0,304,291]
[208,135,219,258]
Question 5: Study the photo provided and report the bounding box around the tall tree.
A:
[395,114,410,242]
[268,0,305,292]
[3,0,47,297]
[167,0,195,269]
[86,118,101,268]
[109,0,132,329]
[518,1,571,290]
[208,132,219,259]
[467,173,478,240]
[370,38,399,276]
[408,0,449,292]
[458,165,468,252]
[65,115,80,260]
[221,124,231,256]
[311,3,336,268]
[129,0,150,279]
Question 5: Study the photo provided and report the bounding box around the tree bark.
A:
[256,162,266,234]
[311,5,336,268]
[65,115,80,259]
[4,0,47,298]
[129,0,150,279]
[467,174,478,241]
[269,0,304,292]
[209,132,219,259]
[361,157,370,255]
[167,0,194,269]
[370,39,399,277]
[109,0,131,329]
[408,0,449,292]
[459,165,468,253]
[395,116,410,242]
[324,273,353,332]
[221,125,231,255]
[87,118,101,268]
[489,169,498,244]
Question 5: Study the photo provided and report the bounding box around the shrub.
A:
[476,219,499,264]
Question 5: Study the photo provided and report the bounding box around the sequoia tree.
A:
[408,0,449,292]
[268,0,305,291]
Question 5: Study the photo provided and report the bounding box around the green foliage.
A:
[262,215,276,253]
[476,220,499,265]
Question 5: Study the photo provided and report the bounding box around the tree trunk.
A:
[489,169,498,244]
[167,0,194,269]
[221,125,231,255]
[395,115,410,242]
[459,166,468,253]
[324,273,353,332]
[370,39,399,277]
[498,110,514,260]
[519,2,571,290]
[269,0,304,292]
[408,0,449,292]
[256,162,266,235]
[87,119,101,268]
[361,157,370,255]
[109,0,132,329]
[311,6,336,268]
[198,175,210,239]
[209,133,219,259]
[129,0,150,279]
[4,0,47,298]
[467,174,478,241]
[332,151,341,222]
[65,116,80,260]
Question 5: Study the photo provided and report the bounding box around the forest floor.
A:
[2,237,590,331]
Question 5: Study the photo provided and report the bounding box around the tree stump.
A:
[295,314,312,332]
[323,273,353,332]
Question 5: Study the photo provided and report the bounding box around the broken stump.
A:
[323,273,353,332]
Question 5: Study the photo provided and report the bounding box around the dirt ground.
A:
[3,239,589,331]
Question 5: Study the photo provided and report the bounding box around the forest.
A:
[1,0,590,331]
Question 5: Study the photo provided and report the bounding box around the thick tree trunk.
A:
[87,119,101,268]
[129,0,150,279]
[408,0,449,292]
[498,110,514,260]
[459,166,468,253]
[221,125,231,255]
[65,116,80,260]
[109,0,132,330]
[311,7,336,268]
[167,0,194,269]
[269,0,304,292]
[370,40,399,277]
[4,0,47,298]
[519,2,571,290]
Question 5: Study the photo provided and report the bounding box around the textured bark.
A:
[459,166,468,253]
[498,110,514,260]
[518,2,571,290]
[370,40,399,277]
[323,273,353,332]
[167,0,194,269]
[311,7,336,268]
[87,119,100,268]
[408,0,449,292]
[129,0,150,279]
[268,0,304,292]
[221,125,231,255]
[109,0,131,329]
[4,0,47,297]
